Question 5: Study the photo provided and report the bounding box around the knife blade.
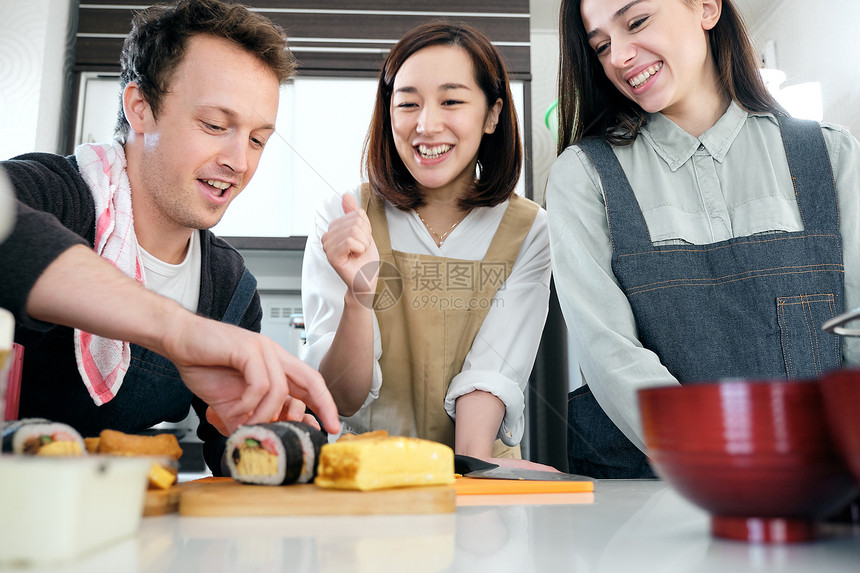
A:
[454,455,594,482]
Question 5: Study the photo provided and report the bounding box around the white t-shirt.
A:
[139,230,202,313]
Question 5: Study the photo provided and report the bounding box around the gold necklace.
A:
[416,209,470,245]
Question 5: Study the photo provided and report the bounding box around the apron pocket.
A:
[777,294,841,379]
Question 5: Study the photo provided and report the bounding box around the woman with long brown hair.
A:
[547,0,860,478]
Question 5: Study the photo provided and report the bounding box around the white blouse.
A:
[301,187,552,444]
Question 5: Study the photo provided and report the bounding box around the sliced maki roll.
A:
[2,418,86,456]
[225,421,327,485]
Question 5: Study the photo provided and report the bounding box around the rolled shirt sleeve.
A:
[443,209,551,445]
[1,201,88,328]
[1,155,93,327]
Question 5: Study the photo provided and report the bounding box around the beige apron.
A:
[362,186,539,457]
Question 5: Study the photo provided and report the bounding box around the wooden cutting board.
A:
[144,485,182,516]
[179,477,456,516]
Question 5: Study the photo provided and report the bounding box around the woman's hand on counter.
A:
[490,457,562,473]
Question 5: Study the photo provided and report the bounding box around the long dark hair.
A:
[557,0,784,152]
[363,21,522,211]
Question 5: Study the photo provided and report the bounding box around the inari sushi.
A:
[2,418,86,456]
[225,421,327,485]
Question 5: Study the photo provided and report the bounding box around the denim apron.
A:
[113,267,258,432]
[569,116,844,478]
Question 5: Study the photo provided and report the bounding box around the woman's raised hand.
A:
[321,193,380,304]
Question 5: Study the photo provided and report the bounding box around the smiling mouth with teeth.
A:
[417,144,452,159]
[204,179,231,196]
[628,62,663,88]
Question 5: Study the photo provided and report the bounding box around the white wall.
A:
[529,0,561,208]
[0,0,72,158]
[529,29,560,209]
[752,0,860,135]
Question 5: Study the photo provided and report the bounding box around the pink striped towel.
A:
[73,141,144,406]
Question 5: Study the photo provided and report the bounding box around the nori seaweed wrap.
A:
[225,421,327,485]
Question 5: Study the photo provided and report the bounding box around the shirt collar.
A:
[639,101,750,171]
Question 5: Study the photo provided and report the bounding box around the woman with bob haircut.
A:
[546,0,860,478]
[301,21,554,469]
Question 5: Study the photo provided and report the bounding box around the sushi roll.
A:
[2,418,86,456]
[225,421,327,485]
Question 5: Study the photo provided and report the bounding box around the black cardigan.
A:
[1,152,262,473]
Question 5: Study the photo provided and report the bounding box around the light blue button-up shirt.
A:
[546,102,860,450]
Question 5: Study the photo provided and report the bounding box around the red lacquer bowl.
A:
[820,370,860,486]
[639,379,858,543]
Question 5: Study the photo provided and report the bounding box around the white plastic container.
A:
[0,455,151,565]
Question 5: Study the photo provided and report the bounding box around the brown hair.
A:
[363,21,522,211]
[115,0,294,142]
[557,0,784,152]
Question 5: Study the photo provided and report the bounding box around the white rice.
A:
[225,425,288,485]
[3,418,85,455]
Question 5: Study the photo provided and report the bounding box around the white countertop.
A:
[5,480,859,573]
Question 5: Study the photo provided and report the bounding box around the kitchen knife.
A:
[454,455,594,482]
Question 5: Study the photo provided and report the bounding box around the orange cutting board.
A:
[179,477,456,516]
[452,476,593,495]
